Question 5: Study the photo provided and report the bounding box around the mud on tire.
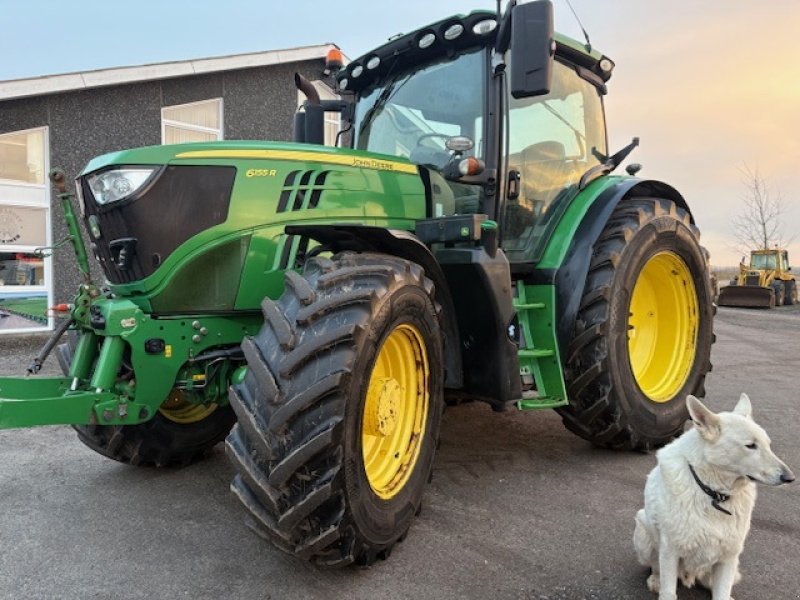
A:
[226,252,443,566]
[558,197,715,451]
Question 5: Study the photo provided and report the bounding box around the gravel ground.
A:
[0,304,798,599]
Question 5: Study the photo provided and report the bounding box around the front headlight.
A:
[86,167,158,206]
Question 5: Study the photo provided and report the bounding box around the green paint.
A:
[93,142,425,313]
[514,283,568,410]
[89,336,126,391]
[0,377,108,428]
[535,176,623,269]
[57,190,92,283]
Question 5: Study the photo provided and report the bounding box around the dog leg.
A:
[710,558,739,600]
[635,509,661,595]
[647,573,660,594]
[634,509,657,567]
[657,540,679,600]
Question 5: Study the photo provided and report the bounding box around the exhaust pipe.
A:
[293,73,324,144]
[292,71,352,145]
[295,73,320,105]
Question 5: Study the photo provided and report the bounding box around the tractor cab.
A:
[749,250,779,270]
[308,5,615,265]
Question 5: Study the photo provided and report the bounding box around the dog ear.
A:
[687,395,720,441]
[733,393,753,419]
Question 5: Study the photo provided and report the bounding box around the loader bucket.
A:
[717,285,774,308]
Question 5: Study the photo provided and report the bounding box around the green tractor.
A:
[0,1,714,566]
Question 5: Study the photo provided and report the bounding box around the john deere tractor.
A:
[718,248,796,308]
[0,1,714,566]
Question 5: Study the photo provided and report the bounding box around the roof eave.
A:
[0,44,342,102]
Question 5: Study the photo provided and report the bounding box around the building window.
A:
[162,98,223,144]
[297,82,341,146]
[0,128,46,185]
[0,127,52,334]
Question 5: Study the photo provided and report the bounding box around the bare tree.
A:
[732,165,789,254]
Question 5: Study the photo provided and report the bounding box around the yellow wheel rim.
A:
[362,323,429,500]
[627,251,699,402]
[159,390,218,424]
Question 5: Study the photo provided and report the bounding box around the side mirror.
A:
[509,0,555,98]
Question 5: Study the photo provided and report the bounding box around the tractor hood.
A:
[76,141,426,300]
[80,141,420,178]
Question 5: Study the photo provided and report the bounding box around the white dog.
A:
[633,394,794,600]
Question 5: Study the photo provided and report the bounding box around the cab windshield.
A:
[751,253,777,270]
[353,49,486,217]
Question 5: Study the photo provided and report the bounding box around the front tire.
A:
[226,253,443,566]
[559,197,714,451]
[73,404,235,467]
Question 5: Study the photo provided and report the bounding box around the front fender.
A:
[285,224,463,389]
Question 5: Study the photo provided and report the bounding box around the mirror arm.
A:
[578,137,639,190]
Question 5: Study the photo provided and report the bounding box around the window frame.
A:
[0,126,53,334]
[161,98,224,144]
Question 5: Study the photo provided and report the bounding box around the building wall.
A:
[0,58,326,308]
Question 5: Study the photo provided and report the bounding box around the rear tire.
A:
[773,282,785,307]
[784,280,798,306]
[558,197,714,451]
[226,252,443,566]
[58,338,235,467]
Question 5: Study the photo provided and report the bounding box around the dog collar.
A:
[688,463,732,516]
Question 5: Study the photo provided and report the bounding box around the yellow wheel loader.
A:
[718,249,797,308]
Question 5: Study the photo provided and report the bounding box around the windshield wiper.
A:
[357,74,412,141]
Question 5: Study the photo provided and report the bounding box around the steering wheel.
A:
[409,133,454,171]
[415,132,451,147]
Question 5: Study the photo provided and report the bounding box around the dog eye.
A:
[745,443,757,450]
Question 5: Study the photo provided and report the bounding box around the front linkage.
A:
[0,171,259,431]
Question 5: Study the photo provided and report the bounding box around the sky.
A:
[2,0,799,266]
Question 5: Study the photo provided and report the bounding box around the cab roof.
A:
[337,9,612,95]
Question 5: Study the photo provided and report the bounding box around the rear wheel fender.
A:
[535,179,694,361]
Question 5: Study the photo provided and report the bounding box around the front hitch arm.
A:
[48,168,92,285]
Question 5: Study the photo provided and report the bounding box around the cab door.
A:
[501,60,608,265]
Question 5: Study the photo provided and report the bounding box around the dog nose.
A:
[780,469,795,484]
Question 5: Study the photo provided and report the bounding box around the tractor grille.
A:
[745,275,761,286]
[80,166,235,284]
